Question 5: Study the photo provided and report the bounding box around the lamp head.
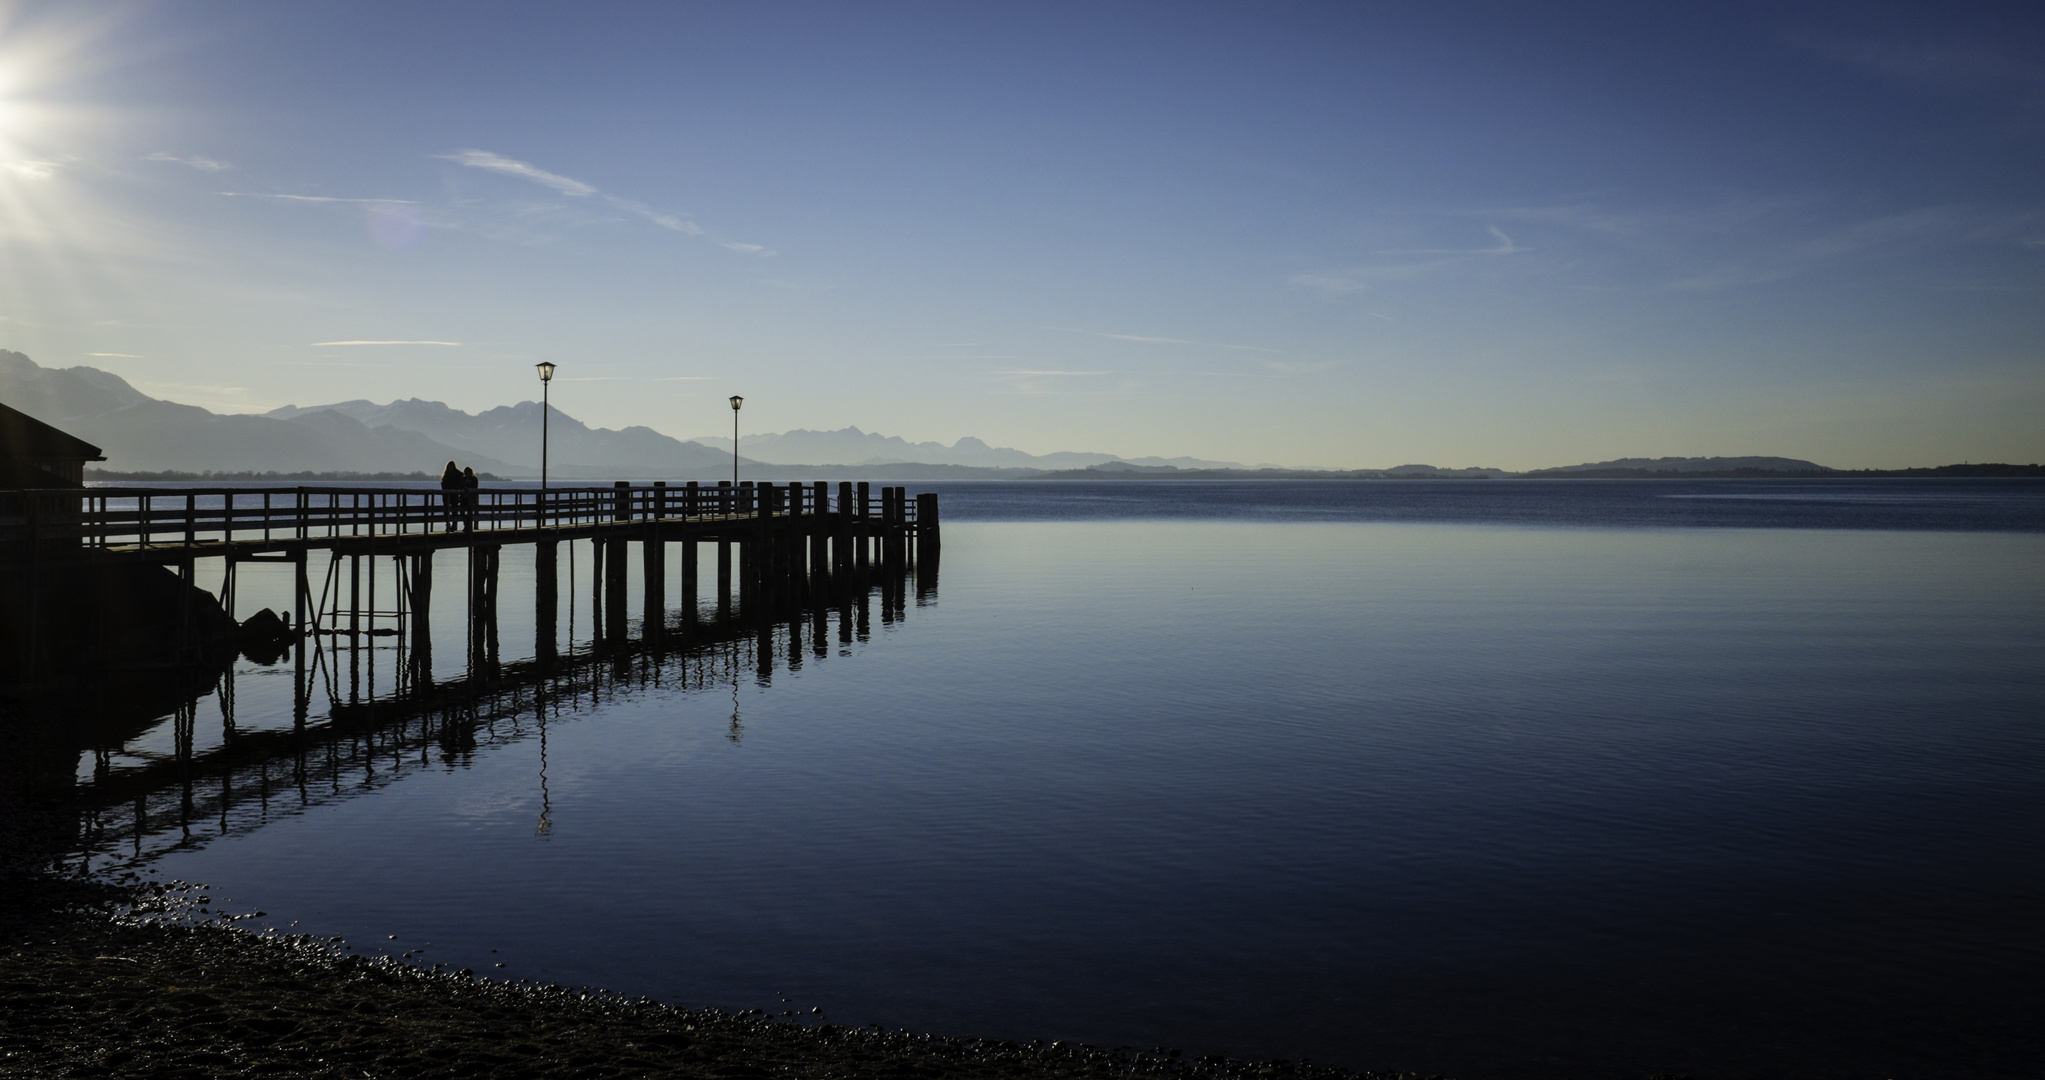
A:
[729,395,743,411]
[535,361,556,383]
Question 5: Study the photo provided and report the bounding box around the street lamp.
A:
[729,395,743,490]
[536,362,557,490]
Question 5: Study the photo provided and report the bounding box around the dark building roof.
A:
[0,400,103,463]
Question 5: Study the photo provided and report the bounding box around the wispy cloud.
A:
[438,148,773,248]
[220,192,414,204]
[2,160,61,179]
[310,340,461,347]
[440,149,596,196]
[1290,273,1371,295]
[994,369,1112,376]
[1256,359,1338,375]
[144,151,232,172]
[652,376,713,381]
[1052,328,1283,353]
[1809,36,2045,107]
[1373,226,1530,256]
[86,352,144,358]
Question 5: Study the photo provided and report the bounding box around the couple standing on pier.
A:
[439,460,480,532]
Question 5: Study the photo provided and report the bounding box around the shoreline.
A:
[0,873,1434,1080]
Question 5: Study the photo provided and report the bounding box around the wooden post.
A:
[484,545,501,671]
[606,482,630,644]
[811,481,830,584]
[716,536,732,622]
[296,548,310,707]
[591,536,605,644]
[410,551,434,687]
[917,492,940,554]
[681,533,699,626]
[535,540,557,662]
[836,481,854,576]
[642,532,664,641]
[855,481,871,575]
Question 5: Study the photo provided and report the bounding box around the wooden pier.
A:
[1,480,941,857]
[3,478,937,657]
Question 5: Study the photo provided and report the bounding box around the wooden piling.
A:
[681,532,699,626]
[535,540,557,661]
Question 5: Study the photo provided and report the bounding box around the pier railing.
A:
[0,481,928,553]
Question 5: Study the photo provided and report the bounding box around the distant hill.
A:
[685,426,1250,471]
[1526,456,1829,476]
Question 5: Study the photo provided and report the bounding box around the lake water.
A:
[59,480,2045,1078]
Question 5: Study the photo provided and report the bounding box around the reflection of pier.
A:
[66,547,936,867]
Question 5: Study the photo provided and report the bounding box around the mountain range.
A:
[0,350,1257,478]
[683,428,1253,470]
[4,349,1863,479]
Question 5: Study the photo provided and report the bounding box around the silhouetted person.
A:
[439,461,463,532]
[462,466,480,532]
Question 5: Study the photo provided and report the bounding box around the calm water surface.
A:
[76,481,2045,1078]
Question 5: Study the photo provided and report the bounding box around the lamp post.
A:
[729,395,743,490]
[536,362,557,490]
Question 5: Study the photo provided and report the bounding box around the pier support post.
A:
[716,537,731,622]
[294,549,310,722]
[590,537,605,645]
[917,492,940,556]
[835,481,854,579]
[681,534,699,627]
[605,538,628,644]
[535,540,557,663]
[483,545,500,672]
[409,552,433,688]
[643,534,665,642]
[855,481,871,576]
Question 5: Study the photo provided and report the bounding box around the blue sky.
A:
[0,1,2039,468]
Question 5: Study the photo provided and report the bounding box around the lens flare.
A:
[367,201,428,249]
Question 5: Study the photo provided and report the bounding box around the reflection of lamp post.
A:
[729,395,743,490]
[536,362,557,490]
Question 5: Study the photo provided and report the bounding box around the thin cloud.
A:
[310,340,461,347]
[441,149,597,196]
[1257,359,1339,375]
[3,160,60,179]
[144,151,232,172]
[652,376,713,381]
[1052,327,1284,353]
[441,148,731,241]
[86,352,144,358]
[719,241,767,254]
[1373,225,1529,256]
[1291,274,1371,295]
[221,193,414,204]
[932,343,983,347]
[994,369,1112,376]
